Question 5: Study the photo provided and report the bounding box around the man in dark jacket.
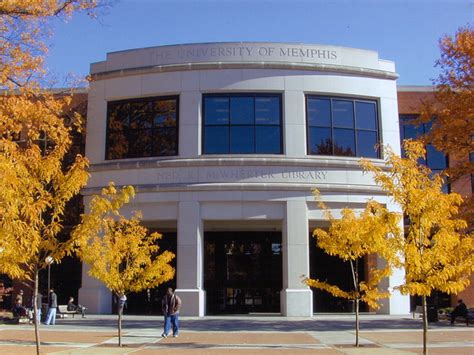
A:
[161,288,181,338]
[45,289,58,325]
[450,299,468,324]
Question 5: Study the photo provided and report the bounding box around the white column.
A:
[176,201,205,316]
[281,200,313,316]
[179,90,201,157]
[283,90,306,157]
[78,263,112,314]
[381,201,410,315]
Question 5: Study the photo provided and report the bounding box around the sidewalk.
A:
[0,314,472,354]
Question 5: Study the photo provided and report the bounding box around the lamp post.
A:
[45,256,54,304]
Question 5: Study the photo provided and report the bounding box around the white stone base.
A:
[175,288,205,316]
[281,289,313,316]
[78,286,112,314]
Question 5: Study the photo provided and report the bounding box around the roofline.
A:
[105,41,379,57]
[397,85,435,92]
[0,87,88,95]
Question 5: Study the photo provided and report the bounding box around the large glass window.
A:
[306,96,380,158]
[106,96,178,160]
[399,115,449,192]
[203,94,282,154]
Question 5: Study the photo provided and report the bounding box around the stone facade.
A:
[80,42,410,316]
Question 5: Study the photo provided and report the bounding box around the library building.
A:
[1,42,472,316]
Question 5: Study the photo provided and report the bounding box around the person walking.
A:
[161,288,181,338]
[44,289,58,325]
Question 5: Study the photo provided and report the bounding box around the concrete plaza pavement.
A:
[0,314,472,354]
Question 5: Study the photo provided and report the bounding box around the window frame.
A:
[399,114,450,192]
[305,95,381,158]
[202,93,283,155]
[105,95,179,160]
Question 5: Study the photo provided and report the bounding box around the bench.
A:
[57,305,78,318]
[453,309,473,326]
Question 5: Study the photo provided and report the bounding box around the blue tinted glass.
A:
[154,112,176,127]
[402,122,424,140]
[204,126,229,154]
[357,131,378,158]
[205,97,229,125]
[355,102,377,130]
[308,127,332,155]
[307,98,331,127]
[256,126,281,153]
[230,97,254,124]
[333,100,354,128]
[333,128,355,156]
[426,145,447,170]
[255,97,280,125]
[230,126,254,153]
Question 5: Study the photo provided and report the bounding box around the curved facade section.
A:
[82,42,409,317]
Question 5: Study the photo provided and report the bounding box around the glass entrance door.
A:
[204,232,282,314]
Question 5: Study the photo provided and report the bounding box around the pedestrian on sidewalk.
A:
[44,289,58,325]
[161,287,181,338]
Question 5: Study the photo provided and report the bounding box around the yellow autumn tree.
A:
[361,140,474,355]
[1,1,103,354]
[73,184,175,347]
[304,197,401,347]
[417,25,474,222]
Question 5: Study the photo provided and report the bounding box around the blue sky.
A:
[46,0,473,85]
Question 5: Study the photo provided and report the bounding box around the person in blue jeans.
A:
[161,288,182,338]
[45,289,57,325]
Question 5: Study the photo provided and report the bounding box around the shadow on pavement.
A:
[57,316,456,332]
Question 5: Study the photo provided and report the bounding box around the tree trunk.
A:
[118,312,122,347]
[422,295,428,355]
[350,260,360,347]
[355,297,360,347]
[33,269,41,355]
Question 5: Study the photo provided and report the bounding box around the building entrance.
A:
[204,232,282,315]
[309,233,367,312]
[120,231,177,315]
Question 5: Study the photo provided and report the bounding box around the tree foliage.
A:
[419,25,473,161]
[417,25,474,223]
[0,2,103,354]
[74,184,176,297]
[304,197,401,346]
[73,184,175,346]
[361,140,474,354]
[362,140,473,297]
[1,0,100,89]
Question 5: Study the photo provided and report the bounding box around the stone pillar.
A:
[78,263,112,314]
[284,90,306,157]
[281,200,313,316]
[379,202,410,315]
[178,91,201,157]
[176,201,205,316]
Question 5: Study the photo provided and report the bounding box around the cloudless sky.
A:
[46,0,473,85]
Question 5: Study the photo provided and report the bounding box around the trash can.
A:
[427,306,438,322]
